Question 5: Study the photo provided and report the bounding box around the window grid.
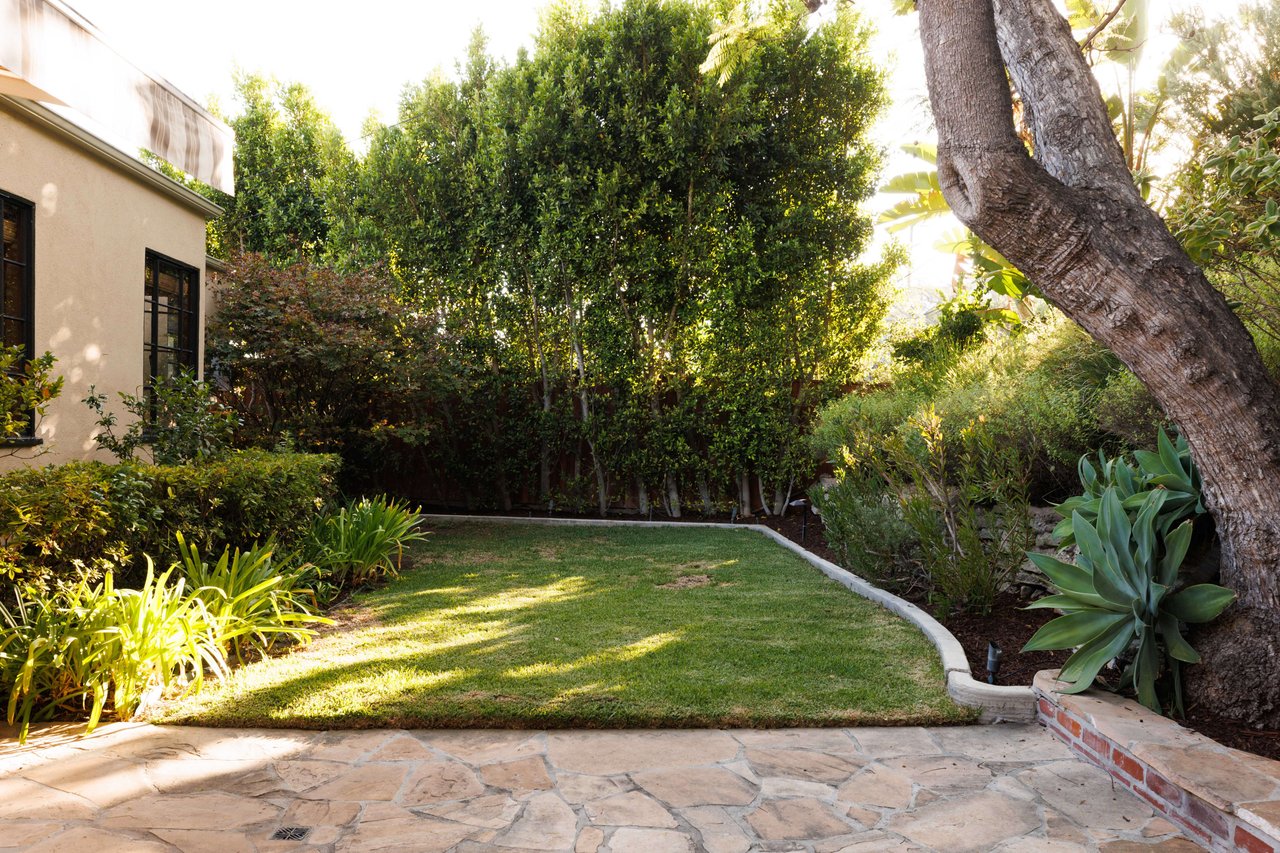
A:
[143,251,199,407]
[1,191,35,438]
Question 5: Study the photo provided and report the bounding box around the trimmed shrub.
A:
[0,451,339,593]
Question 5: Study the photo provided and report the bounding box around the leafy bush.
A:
[84,370,239,465]
[176,534,329,664]
[812,314,1137,500]
[207,252,445,486]
[891,292,993,366]
[811,456,914,587]
[302,496,425,602]
[819,409,1032,614]
[1024,489,1234,716]
[891,411,1033,615]
[0,346,62,443]
[1093,369,1168,450]
[0,451,339,592]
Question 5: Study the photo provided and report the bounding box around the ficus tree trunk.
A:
[917,0,1280,726]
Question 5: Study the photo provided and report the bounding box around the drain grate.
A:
[271,827,312,841]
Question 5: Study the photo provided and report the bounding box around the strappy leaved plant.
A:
[1023,487,1233,715]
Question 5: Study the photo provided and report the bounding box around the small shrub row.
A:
[0,450,340,593]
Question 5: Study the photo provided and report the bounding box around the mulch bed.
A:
[424,505,1279,760]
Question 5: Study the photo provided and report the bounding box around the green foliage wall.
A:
[0,451,338,593]
[209,1,895,514]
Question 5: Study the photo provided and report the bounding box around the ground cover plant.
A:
[158,523,969,728]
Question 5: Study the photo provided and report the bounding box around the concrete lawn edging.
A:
[421,514,1037,724]
[1035,669,1280,853]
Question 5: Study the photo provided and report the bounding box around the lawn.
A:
[157,521,971,728]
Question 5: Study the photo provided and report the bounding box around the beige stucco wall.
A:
[0,100,211,470]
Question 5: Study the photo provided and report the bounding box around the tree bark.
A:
[919,0,1280,725]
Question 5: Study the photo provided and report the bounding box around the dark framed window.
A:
[1,190,37,441]
[143,251,199,403]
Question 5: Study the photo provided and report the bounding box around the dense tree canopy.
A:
[209,0,894,515]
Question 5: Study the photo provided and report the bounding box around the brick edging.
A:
[1034,674,1280,853]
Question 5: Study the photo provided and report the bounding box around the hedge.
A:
[0,450,339,592]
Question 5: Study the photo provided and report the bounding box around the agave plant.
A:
[1053,428,1204,546]
[1024,487,1234,715]
[176,533,330,664]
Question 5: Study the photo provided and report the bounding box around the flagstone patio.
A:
[0,722,1199,852]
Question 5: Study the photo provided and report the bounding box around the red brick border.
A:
[1035,673,1280,853]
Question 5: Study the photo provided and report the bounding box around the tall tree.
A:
[909,0,1280,726]
[215,74,353,263]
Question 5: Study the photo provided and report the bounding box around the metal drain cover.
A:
[271,827,312,841]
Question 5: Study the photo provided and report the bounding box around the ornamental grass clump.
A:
[302,496,426,603]
[176,533,330,665]
[0,561,225,742]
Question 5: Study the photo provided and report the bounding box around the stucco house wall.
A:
[0,97,218,469]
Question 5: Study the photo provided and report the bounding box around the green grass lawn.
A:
[157,521,971,728]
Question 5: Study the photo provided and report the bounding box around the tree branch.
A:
[1081,0,1129,51]
[994,0,1138,199]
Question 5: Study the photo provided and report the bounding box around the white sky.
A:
[67,0,548,143]
[65,0,1247,307]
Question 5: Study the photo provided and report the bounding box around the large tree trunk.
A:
[919,0,1280,726]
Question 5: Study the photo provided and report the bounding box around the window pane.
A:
[166,310,184,349]
[3,264,24,317]
[155,349,178,381]
[158,268,181,305]
[4,317,25,349]
[2,207,24,263]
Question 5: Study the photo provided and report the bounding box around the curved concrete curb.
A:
[422,514,1037,724]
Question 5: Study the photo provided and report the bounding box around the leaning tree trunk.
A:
[919,0,1280,726]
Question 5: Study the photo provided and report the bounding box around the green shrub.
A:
[811,457,914,587]
[302,496,425,603]
[176,534,329,664]
[84,370,239,466]
[812,314,1126,500]
[1094,369,1168,449]
[141,451,339,570]
[891,410,1033,616]
[0,346,62,442]
[0,451,339,593]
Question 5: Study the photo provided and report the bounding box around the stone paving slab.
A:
[0,723,1201,851]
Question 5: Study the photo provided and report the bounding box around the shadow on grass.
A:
[158,525,973,729]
